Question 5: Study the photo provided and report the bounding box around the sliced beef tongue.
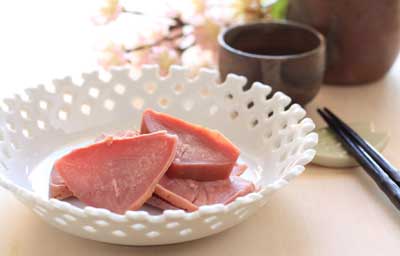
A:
[154,177,199,212]
[49,166,73,200]
[140,109,240,181]
[54,131,177,214]
[50,110,251,213]
[94,130,140,142]
[146,195,178,211]
[153,173,255,212]
[50,130,139,200]
[193,176,255,206]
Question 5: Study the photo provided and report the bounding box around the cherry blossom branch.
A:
[95,0,275,74]
[125,31,186,53]
[123,12,190,53]
[121,9,145,16]
[121,8,183,25]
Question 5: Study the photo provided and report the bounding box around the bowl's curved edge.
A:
[0,64,318,244]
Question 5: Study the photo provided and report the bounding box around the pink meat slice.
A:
[95,130,139,142]
[51,161,247,204]
[154,177,199,212]
[193,176,255,206]
[144,163,248,211]
[146,195,178,210]
[141,109,240,181]
[49,130,139,200]
[54,131,177,214]
[154,173,255,212]
[49,167,73,200]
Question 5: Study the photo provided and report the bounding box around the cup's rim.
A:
[218,20,326,60]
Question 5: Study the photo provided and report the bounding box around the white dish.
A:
[0,65,317,245]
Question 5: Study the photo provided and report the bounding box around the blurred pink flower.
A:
[193,17,221,53]
[135,25,169,46]
[132,46,180,75]
[152,46,180,75]
[230,0,269,22]
[231,0,261,14]
[177,0,207,24]
[98,43,127,70]
[181,46,216,76]
[94,0,274,72]
[204,5,235,25]
[162,3,181,18]
[92,0,122,25]
[191,0,207,15]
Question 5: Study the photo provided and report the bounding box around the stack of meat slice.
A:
[50,109,256,214]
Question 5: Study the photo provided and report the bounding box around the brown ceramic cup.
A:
[287,0,400,85]
[218,21,325,105]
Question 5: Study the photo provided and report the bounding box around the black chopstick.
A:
[317,108,400,211]
[323,107,400,187]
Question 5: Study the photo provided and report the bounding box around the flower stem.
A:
[125,31,186,53]
[121,8,184,24]
[121,9,146,16]
[123,10,189,53]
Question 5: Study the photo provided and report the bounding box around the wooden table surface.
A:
[1,1,400,255]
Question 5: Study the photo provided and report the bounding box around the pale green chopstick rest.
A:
[312,123,390,168]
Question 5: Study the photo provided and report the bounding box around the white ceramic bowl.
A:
[0,65,317,245]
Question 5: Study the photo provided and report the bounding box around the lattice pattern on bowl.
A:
[0,65,317,245]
